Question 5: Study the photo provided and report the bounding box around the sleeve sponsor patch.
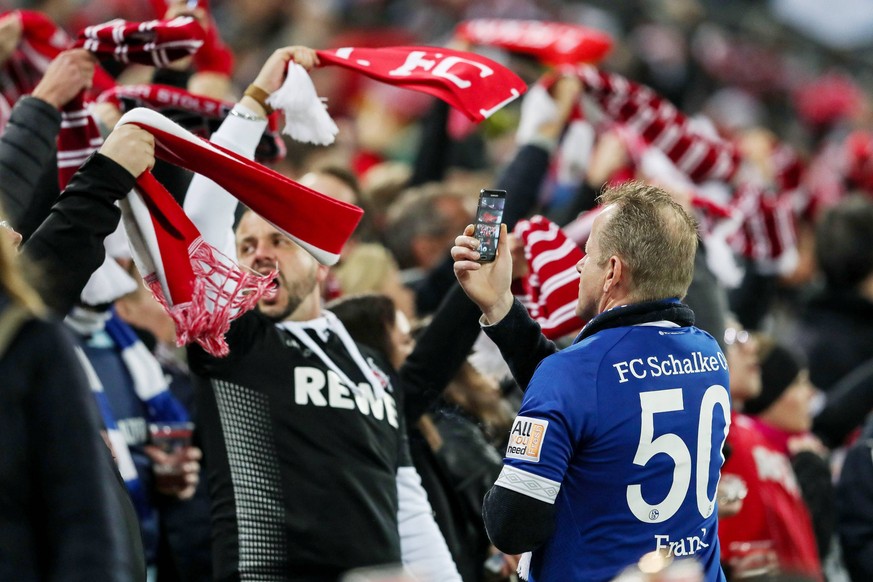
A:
[505,416,549,462]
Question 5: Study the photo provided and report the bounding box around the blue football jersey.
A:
[497,323,730,582]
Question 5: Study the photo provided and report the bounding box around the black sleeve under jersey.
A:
[496,143,552,232]
[482,484,556,555]
[482,298,559,391]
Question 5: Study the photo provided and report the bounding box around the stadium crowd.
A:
[1,0,872,581]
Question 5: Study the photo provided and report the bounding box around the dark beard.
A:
[260,296,303,323]
[257,268,317,323]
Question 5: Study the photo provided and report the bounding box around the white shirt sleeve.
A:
[395,465,462,582]
[182,104,267,260]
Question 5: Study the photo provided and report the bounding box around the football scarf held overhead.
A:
[57,15,208,188]
[575,64,741,184]
[455,19,613,65]
[513,216,586,340]
[97,84,286,162]
[145,0,234,75]
[75,16,206,67]
[315,45,527,122]
[116,107,362,357]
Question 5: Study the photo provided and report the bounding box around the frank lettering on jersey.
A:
[654,528,710,558]
[506,416,549,462]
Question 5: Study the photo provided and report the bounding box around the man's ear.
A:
[316,264,330,284]
[603,255,623,294]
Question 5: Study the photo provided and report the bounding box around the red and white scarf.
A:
[512,216,585,340]
[0,10,113,131]
[268,45,527,146]
[57,16,207,188]
[75,16,205,67]
[455,19,613,65]
[577,66,806,276]
[117,108,362,356]
[576,64,741,184]
[316,46,527,122]
[146,0,234,75]
[97,84,285,162]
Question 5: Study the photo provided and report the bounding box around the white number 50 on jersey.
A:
[627,385,731,523]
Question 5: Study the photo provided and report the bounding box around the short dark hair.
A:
[327,293,397,361]
[815,195,873,289]
[311,164,362,203]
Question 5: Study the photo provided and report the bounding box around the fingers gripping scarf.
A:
[117,108,362,357]
[57,15,207,188]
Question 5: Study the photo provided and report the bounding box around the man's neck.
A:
[284,291,323,323]
[598,292,636,316]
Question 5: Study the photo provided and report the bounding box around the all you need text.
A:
[613,351,728,384]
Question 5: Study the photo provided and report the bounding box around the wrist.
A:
[30,89,62,110]
[482,292,515,326]
[243,83,273,115]
[229,103,266,122]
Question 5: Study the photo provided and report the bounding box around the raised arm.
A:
[23,125,154,316]
[0,49,96,240]
[452,224,557,390]
[183,46,319,259]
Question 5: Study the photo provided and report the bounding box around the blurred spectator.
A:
[720,337,825,581]
[797,195,873,391]
[333,243,416,319]
[0,210,143,581]
[835,417,873,582]
[384,182,472,275]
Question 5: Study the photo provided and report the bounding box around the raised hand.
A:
[451,223,515,324]
[98,125,156,178]
[31,49,96,110]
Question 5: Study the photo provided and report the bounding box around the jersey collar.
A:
[573,298,695,344]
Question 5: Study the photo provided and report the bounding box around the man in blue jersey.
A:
[452,181,730,582]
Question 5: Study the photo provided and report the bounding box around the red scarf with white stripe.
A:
[57,16,206,188]
[97,84,286,162]
[75,16,205,67]
[578,66,804,276]
[146,0,234,75]
[315,46,527,122]
[118,108,362,356]
[513,216,585,340]
[455,19,613,65]
[576,64,741,184]
[0,10,114,131]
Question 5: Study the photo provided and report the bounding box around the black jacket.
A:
[0,96,146,580]
[0,296,144,581]
[836,428,873,581]
[798,288,873,391]
[0,96,62,241]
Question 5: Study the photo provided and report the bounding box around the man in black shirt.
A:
[184,46,460,582]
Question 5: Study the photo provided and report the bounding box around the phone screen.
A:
[474,189,506,262]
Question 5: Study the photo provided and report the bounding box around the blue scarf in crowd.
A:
[67,307,190,558]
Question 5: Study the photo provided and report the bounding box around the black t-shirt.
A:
[189,311,405,581]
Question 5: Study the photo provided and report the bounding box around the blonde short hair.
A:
[334,243,401,295]
[597,181,698,301]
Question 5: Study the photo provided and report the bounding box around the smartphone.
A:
[474,188,506,262]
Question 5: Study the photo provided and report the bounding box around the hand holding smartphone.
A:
[474,189,506,262]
